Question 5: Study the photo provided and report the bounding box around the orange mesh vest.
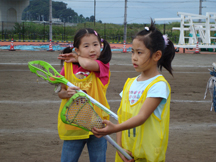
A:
[115,76,171,162]
[58,62,110,140]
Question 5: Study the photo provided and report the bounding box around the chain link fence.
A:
[0,21,180,44]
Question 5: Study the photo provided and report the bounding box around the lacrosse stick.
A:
[60,92,132,160]
[28,60,132,160]
[28,60,118,120]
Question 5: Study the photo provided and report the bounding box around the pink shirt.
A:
[60,60,110,86]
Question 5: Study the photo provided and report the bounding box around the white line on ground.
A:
[110,64,212,68]
[0,99,211,104]
[0,69,210,74]
[1,123,216,134]
[0,128,57,134]
[0,63,28,65]
[0,100,61,104]
[0,62,212,68]
[171,100,211,103]
[111,71,210,74]
[0,69,30,71]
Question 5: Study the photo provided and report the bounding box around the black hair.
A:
[60,46,72,67]
[135,19,175,76]
[73,28,112,64]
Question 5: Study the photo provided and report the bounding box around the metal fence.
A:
[0,21,180,43]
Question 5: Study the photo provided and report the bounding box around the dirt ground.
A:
[0,49,216,162]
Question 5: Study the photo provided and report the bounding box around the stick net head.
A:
[61,92,105,131]
[28,60,68,85]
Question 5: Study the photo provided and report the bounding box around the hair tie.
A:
[101,38,104,42]
[163,34,169,47]
[94,30,98,36]
[69,44,74,49]
[144,27,149,31]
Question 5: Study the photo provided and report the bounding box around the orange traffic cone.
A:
[9,38,15,51]
[123,40,127,53]
[194,42,200,54]
[47,39,54,52]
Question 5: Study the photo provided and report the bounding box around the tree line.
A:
[1,21,181,44]
[22,0,101,23]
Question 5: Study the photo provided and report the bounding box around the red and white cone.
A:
[123,40,127,53]
[47,39,54,52]
[9,38,15,51]
[194,42,200,54]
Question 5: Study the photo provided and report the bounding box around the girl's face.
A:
[75,34,101,60]
[131,38,154,73]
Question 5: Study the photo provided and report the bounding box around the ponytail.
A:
[158,40,175,76]
[97,39,112,64]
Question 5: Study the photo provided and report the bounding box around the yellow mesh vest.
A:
[116,76,171,162]
[58,62,110,140]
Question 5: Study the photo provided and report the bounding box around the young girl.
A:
[92,20,175,162]
[57,28,112,162]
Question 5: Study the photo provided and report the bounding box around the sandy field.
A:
[0,49,216,162]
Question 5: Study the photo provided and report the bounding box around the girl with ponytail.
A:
[92,19,175,162]
[57,28,112,162]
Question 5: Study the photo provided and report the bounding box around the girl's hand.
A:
[58,84,80,99]
[92,120,117,138]
[67,86,80,97]
[58,53,79,63]
[118,150,135,162]
[92,122,135,162]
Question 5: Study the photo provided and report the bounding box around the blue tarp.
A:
[0,45,131,52]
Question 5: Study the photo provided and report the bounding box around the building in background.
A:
[0,0,29,30]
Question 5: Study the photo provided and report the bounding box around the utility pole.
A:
[198,0,203,42]
[199,0,203,23]
[123,0,127,43]
[49,0,52,41]
[94,0,96,26]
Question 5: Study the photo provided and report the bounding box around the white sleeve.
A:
[119,90,123,98]
[146,81,170,120]
[147,81,169,100]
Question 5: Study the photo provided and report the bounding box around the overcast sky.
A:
[53,0,216,24]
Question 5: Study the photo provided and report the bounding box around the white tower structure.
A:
[154,12,216,49]
[0,0,29,30]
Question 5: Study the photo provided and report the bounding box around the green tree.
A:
[22,0,101,23]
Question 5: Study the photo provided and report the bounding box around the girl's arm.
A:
[117,97,162,131]
[77,56,99,71]
[116,128,121,146]
[58,53,100,71]
[92,97,162,136]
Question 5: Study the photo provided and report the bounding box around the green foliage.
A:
[9,0,181,43]
[22,0,99,23]
[0,20,181,43]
